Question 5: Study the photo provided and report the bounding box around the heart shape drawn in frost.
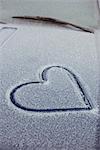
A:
[9,65,93,112]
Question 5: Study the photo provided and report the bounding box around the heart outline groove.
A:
[10,65,93,112]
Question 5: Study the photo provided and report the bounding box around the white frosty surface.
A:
[0,24,100,150]
[0,27,17,46]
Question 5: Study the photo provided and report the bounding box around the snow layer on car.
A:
[0,24,99,150]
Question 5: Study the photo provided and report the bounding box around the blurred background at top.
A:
[0,0,99,28]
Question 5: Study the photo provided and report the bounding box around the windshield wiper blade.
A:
[12,16,94,33]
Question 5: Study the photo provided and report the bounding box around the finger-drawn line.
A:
[42,66,93,109]
[0,27,17,47]
[10,65,93,112]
